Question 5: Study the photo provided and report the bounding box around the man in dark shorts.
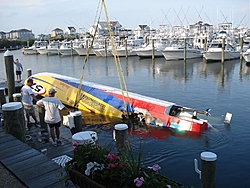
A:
[36,88,70,146]
[13,59,23,82]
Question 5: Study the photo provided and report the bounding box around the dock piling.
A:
[4,50,15,102]
[0,87,6,106]
[2,102,26,142]
[114,123,128,154]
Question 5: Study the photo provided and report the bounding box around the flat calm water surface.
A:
[1,50,250,187]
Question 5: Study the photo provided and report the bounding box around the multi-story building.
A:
[5,29,35,40]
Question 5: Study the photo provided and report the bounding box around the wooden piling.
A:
[2,102,26,142]
[12,93,22,102]
[70,111,83,135]
[184,38,187,61]
[114,124,128,154]
[0,87,6,106]
[125,39,128,58]
[152,39,155,60]
[221,38,225,63]
[240,36,243,60]
[4,50,15,102]
[27,69,32,78]
[37,106,48,133]
[201,151,217,188]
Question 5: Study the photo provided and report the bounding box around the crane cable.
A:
[74,0,103,108]
[102,0,133,117]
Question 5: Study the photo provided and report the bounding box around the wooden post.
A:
[114,124,128,154]
[240,36,243,61]
[201,151,217,188]
[125,39,128,58]
[0,87,6,106]
[12,93,22,102]
[27,69,32,78]
[204,37,208,51]
[104,39,107,58]
[4,50,15,102]
[152,39,155,60]
[221,37,225,63]
[71,40,73,56]
[70,111,83,135]
[184,38,187,61]
[2,102,26,142]
[37,106,48,132]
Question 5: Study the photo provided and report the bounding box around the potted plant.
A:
[63,139,185,188]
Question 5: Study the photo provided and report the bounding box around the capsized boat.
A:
[30,72,211,133]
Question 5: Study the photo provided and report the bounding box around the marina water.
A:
[1,50,250,187]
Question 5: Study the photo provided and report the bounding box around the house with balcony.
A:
[4,29,34,40]
[51,28,64,37]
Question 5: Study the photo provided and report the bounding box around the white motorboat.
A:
[203,39,240,62]
[113,46,137,57]
[22,41,48,55]
[58,40,78,56]
[161,41,202,61]
[38,41,60,55]
[134,38,168,58]
[243,48,250,63]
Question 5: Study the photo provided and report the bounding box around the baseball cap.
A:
[48,88,57,94]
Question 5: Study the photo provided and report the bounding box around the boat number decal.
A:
[31,82,46,95]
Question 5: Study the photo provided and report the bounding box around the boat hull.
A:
[161,49,202,61]
[203,51,240,61]
[29,72,209,133]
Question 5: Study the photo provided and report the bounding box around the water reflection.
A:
[199,59,239,87]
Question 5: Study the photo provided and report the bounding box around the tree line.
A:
[0,39,36,49]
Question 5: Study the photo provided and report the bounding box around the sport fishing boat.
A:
[29,72,211,133]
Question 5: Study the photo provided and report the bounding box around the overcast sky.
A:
[0,0,249,37]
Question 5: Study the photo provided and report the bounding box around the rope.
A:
[74,0,103,108]
[102,0,132,117]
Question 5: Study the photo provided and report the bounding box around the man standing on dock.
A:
[36,88,70,146]
[21,78,39,128]
[13,59,23,82]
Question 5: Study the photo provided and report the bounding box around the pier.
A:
[0,107,75,187]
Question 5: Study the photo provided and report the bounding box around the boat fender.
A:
[150,120,156,125]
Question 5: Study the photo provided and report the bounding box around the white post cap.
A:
[115,124,128,131]
[4,50,13,56]
[12,93,22,97]
[2,102,22,111]
[201,151,217,162]
[70,111,82,116]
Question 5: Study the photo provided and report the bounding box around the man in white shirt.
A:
[36,88,70,146]
[21,78,39,127]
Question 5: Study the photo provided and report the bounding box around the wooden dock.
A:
[0,121,75,188]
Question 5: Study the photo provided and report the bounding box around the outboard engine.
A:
[167,105,183,116]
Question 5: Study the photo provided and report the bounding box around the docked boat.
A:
[37,41,60,55]
[243,48,250,63]
[161,40,202,61]
[203,39,240,62]
[22,41,48,55]
[29,72,211,133]
[58,40,78,56]
[133,43,165,58]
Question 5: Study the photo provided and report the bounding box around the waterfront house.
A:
[0,31,6,39]
[65,26,76,36]
[51,28,64,38]
[5,29,34,40]
[88,21,123,36]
